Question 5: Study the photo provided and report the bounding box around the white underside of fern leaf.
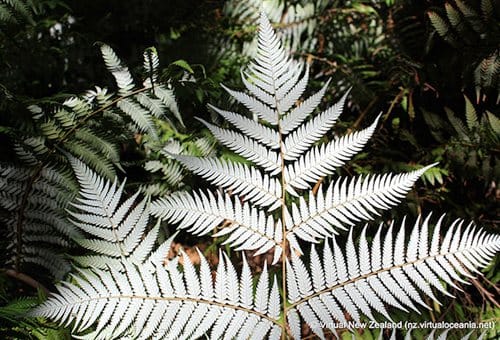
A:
[286,215,500,339]
[157,13,436,256]
[32,239,282,340]
[29,12,500,340]
[68,158,161,269]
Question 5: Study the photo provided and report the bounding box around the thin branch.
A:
[3,269,50,296]
[471,278,499,308]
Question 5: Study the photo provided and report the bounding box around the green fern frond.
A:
[64,141,115,180]
[455,0,483,33]
[116,98,157,139]
[0,3,16,23]
[74,128,121,164]
[445,108,470,141]
[0,163,79,279]
[445,3,465,33]
[480,0,494,18]
[154,85,183,126]
[428,11,458,46]
[39,120,63,140]
[485,110,500,135]
[0,0,34,25]
[62,96,93,118]
[1,41,184,280]
[464,95,479,131]
[479,52,499,90]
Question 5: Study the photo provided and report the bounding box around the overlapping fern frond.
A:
[0,0,36,25]
[32,252,282,340]
[142,136,215,196]
[422,95,499,182]
[32,163,282,340]
[0,163,78,279]
[68,158,163,270]
[29,12,500,340]
[0,45,182,278]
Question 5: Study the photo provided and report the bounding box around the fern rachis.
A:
[30,12,500,339]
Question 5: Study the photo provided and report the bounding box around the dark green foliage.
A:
[0,0,498,338]
[0,38,183,280]
[428,0,499,103]
[421,96,499,221]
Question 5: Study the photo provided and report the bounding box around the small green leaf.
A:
[486,111,500,135]
[445,107,470,141]
[171,59,194,74]
[464,96,479,131]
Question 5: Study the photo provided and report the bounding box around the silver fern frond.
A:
[197,117,281,174]
[31,245,281,339]
[222,0,321,57]
[284,115,380,192]
[286,215,500,339]
[282,88,346,159]
[29,11,500,340]
[68,159,159,269]
[0,164,78,279]
[162,11,434,258]
[1,42,184,277]
[208,103,280,149]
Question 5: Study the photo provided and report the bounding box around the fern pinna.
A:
[32,13,500,339]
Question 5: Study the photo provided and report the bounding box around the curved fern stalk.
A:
[286,215,500,339]
[68,159,161,269]
[31,240,282,339]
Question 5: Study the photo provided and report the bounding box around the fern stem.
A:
[279,141,288,339]
[276,81,289,340]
